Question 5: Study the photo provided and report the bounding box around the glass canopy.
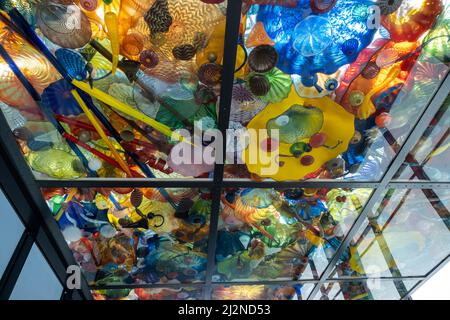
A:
[331,188,450,279]
[0,0,449,300]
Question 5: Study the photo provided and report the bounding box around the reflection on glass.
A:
[41,187,211,285]
[212,284,314,300]
[313,280,418,300]
[224,0,450,182]
[395,96,450,181]
[333,189,450,279]
[0,0,228,179]
[214,188,372,282]
[92,286,203,300]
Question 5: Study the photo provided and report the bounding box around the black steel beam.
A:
[203,0,243,300]
[0,3,448,302]
[61,289,83,301]
[0,110,93,300]
[89,276,426,291]
[387,181,450,189]
[35,178,214,189]
[222,180,381,189]
[0,232,34,299]
[366,220,409,296]
[35,178,450,190]
[324,276,426,282]
[35,228,92,300]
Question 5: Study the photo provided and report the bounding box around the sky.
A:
[412,261,450,300]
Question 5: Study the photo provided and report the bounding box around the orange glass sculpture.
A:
[381,0,443,42]
[196,19,247,77]
[0,45,60,108]
[118,0,153,45]
[339,41,419,119]
[213,285,267,300]
[246,22,275,48]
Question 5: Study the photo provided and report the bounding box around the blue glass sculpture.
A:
[42,79,92,116]
[252,0,377,77]
[55,48,88,81]
[292,16,333,57]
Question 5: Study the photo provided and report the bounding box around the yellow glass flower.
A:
[243,88,355,181]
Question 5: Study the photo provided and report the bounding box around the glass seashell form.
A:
[165,83,195,101]
[140,50,160,68]
[292,16,333,57]
[266,104,324,144]
[259,68,292,103]
[230,84,267,124]
[27,149,84,179]
[80,0,98,12]
[248,45,278,73]
[240,188,278,209]
[121,33,144,57]
[192,32,209,51]
[376,0,403,15]
[172,44,197,61]
[0,46,60,108]
[36,1,92,49]
[423,9,450,63]
[55,49,88,81]
[144,0,173,34]
[247,74,271,97]
[108,83,160,119]
[198,63,222,86]
[0,102,27,131]
[311,0,338,13]
[246,22,275,48]
[41,79,86,116]
[361,61,380,79]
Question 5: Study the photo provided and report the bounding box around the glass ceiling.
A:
[0,0,449,300]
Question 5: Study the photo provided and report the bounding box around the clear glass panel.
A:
[0,0,228,180]
[394,95,450,181]
[332,188,450,278]
[214,188,372,282]
[0,188,24,278]
[9,244,63,300]
[41,187,211,285]
[92,286,203,300]
[224,0,450,182]
[212,283,315,300]
[312,280,418,300]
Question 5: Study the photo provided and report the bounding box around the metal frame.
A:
[33,179,450,190]
[202,0,244,299]
[90,276,427,290]
[0,1,449,301]
[306,71,450,299]
[401,254,450,300]
[0,232,34,299]
[0,112,93,300]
